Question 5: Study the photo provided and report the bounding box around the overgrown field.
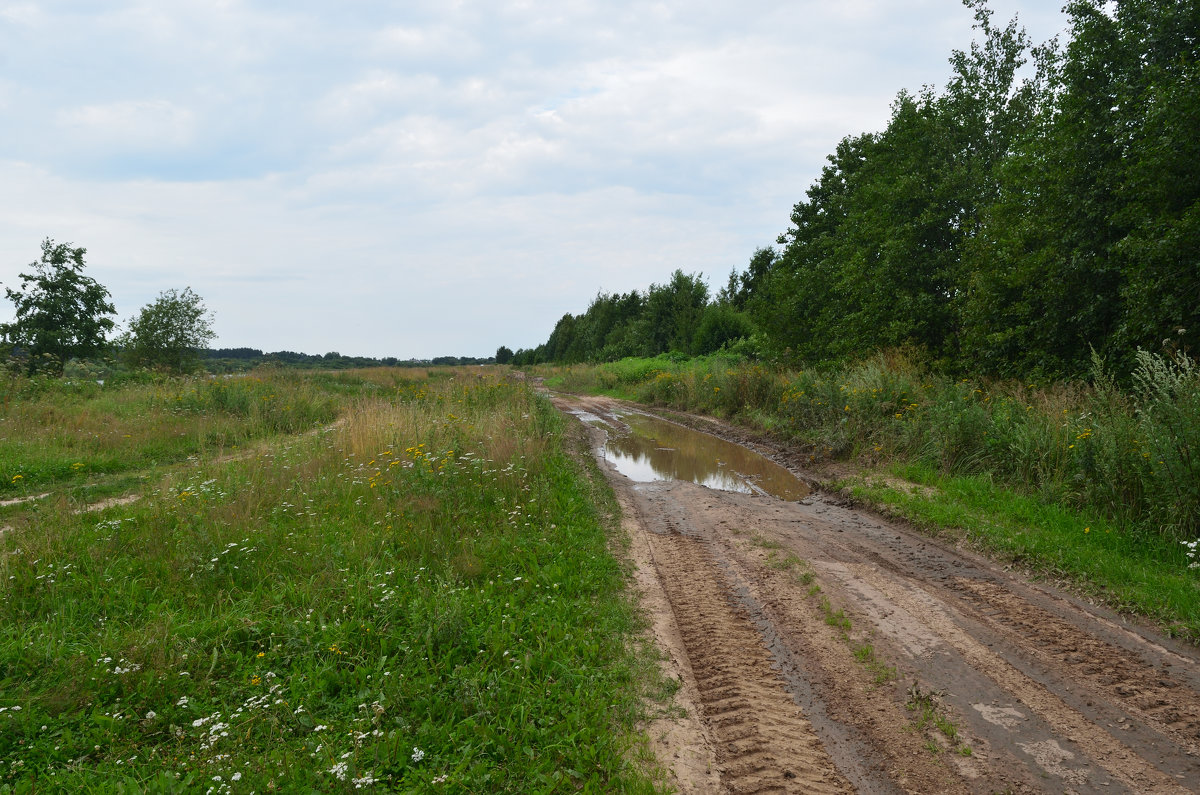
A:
[0,368,663,792]
[545,351,1200,640]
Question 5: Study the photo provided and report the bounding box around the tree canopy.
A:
[1,239,116,375]
[122,287,216,373]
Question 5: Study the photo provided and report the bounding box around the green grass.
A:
[837,461,1200,641]
[0,369,340,499]
[905,684,969,757]
[0,370,663,792]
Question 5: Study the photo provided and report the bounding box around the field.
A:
[0,369,664,792]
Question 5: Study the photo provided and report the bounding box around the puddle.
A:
[603,411,809,500]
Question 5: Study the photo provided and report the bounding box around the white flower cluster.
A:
[1183,538,1199,570]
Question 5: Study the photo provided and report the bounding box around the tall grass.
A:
[0,370,661,791]
[551,349,1200,541]
[0,369,340,499]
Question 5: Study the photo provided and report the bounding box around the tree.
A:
[123,287,215,373]
[495,345,514,364]
[1,238,116,375]
[638,270,709,356]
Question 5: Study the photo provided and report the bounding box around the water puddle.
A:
[603,411,809,500]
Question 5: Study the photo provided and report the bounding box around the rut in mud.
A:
[554,394,1200,795]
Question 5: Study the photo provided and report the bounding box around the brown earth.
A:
[552,393,1200,795]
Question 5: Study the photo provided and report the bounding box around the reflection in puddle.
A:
[604,412,809,500]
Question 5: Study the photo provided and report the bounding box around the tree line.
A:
[513,0,1198,379]
[203,348,496,373]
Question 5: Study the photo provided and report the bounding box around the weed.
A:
[819,597,852,633]
[906,682,970,756]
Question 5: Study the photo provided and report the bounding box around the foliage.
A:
[1,239,116,376]
[121,287,216,373]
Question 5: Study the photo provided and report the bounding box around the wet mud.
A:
[552,393,1200,795]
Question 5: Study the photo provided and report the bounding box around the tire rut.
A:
[649,528,853,794]
[553,393,1200,794]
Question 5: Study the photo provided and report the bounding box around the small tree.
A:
[123,287,215,373]
[1,239,117,375]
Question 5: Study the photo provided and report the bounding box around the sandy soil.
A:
[553,393,1200,795]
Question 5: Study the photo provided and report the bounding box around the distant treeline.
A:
[201,348,494,372]
[513,0,1199,379]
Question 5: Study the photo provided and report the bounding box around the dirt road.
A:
[554,394,1200,794]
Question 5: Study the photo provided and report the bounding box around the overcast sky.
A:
[0,0,1067,359]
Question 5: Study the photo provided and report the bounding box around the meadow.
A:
[545,350,1200,641]
[0,368,664,792]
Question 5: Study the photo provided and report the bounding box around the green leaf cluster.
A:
[1,239,116,375]
[120,287,216,374]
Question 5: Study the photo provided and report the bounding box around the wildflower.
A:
[411,747,425,762]
[1084,527,1090,534]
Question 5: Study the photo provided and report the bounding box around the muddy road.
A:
[552,393,1200,794]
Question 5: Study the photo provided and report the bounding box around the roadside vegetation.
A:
[0,368,663,792]
[544,350,1200,641]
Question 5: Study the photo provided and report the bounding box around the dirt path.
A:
[553,394,1200,794]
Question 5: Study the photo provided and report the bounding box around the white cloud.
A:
[0,0,1071,357]
[58,100,197,150]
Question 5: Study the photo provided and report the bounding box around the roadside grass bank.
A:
[541,352,1200,641]
[0,369,663,792]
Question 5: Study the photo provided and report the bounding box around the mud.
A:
[553,393,1200,795]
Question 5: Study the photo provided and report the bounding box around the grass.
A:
[837,461,1200,641]
[0,369,340,500]
[905,684,970,757]
[0,368,664,792]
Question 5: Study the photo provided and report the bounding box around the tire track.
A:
[950,577,1200,754]
[649,529,853,794]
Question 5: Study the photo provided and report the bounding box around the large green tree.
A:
[755,2,1038,367]
[122,287,215,373]
[963,0,1200,377]
[1,239,116,375]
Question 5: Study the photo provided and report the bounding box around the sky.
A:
[0,0,1068,360]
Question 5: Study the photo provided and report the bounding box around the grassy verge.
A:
[0,370,662,792]
[837,463,1200,640]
